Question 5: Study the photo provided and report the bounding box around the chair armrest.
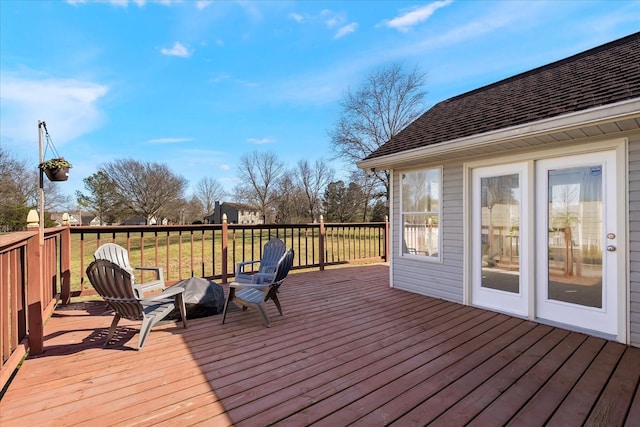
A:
[251,272,275,284]
[235,260,260,275]
[143,285,185,301]
[134,266,164,280]
[229,281,270,290]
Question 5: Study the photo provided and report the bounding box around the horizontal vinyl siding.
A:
[392,162,464,303]
[629,137,640,347]
[389,133,639,347]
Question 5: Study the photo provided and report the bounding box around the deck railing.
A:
[1,220,388,391]
[0,227,70,391]
[69,220,389,295]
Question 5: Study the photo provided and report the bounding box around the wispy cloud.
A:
[147,137,193,144]
[383,0,453,32]
[335,23,358,39]
[289,12,304,23]
[247,137,275,145]
[237,1,263,21]
[0,73,108,149]
[210,73,230,83]
[238,79,259,88]
[66,0,161,7]
[160,42,193,58]
[196,0,212,10]
[322,9,346,28]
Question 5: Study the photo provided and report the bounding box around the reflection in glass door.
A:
[547,166,602,308]
[472,163,529,316]
[536,151,618,336]
[481,174,521,293]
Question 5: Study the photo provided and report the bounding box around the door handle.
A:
[607,245,616,252]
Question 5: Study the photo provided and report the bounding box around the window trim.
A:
[399,166,443,263]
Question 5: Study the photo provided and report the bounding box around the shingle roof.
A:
[365,32,640,161]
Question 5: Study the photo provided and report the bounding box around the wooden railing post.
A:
[319,215,325,271]
[60,224,71,304]
[385,215,390,262]
[26,233,44,355]
[221,214,228,283]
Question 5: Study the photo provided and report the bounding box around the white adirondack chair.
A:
[86,259,187,349]
[94,243,165,298]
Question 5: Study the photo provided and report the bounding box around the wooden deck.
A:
[1,264,639,426]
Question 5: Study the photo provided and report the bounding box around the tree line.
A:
[0,147,387,229]
[78,153,388,225]
[0,63,426,230]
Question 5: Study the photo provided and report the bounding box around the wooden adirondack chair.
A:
[235,237,286,283]
[223,249,294,327]
[94,243,165,298]
[86,259,188,349]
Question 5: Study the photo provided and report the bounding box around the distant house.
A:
[358,33,640,346]
[120,215,147,226]
[49,213,78,226]
[49,212,99,226]
[204,201,263,224]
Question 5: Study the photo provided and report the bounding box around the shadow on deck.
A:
[1,264,639,426]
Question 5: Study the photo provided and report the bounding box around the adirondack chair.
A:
[94,243,165,298]
[223,249,294,327]
[235,237,286,283]
[86,259,188,349]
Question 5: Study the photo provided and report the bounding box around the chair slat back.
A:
[272,249,294,286]
[260,238,286,271]
[94,243,133,271]
[86,259,144,321]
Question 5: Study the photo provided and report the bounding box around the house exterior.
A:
[204,201,264,224]
[358,32,640,346]
[49,212,99,226]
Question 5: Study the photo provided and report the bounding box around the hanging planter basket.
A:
[39,158,72,182]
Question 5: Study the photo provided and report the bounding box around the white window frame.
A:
[399,166,443,262]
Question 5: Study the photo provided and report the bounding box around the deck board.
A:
[1,264,638,426]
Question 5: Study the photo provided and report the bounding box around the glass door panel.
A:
[536,151,618,336]
[547,166,603,308]
[472,163,529,317]
[481,174,521,293]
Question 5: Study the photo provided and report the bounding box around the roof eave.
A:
[357,97,640,171]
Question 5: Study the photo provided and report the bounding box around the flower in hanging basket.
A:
[39,157,72,182]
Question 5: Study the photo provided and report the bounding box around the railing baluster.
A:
[190,230,194,278]
[166,232,171,281]
[201,229,205,278]
[154,231,159,271]
[178,230,183,280]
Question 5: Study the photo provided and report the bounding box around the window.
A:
[401,168,441,258]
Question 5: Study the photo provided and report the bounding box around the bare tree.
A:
[0,147,70,230]
[350,169,385,221]
[0,147,31,230]
[101,159,188,224]
[233,151,284,223]
[182,195,207,224]
[272,173,308,223]
[329,63,426,201]
[40,176,72,213]
[295,159,334,222]
[194,177,226,216]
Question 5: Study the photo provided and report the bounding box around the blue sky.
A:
[1,0,638,204]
